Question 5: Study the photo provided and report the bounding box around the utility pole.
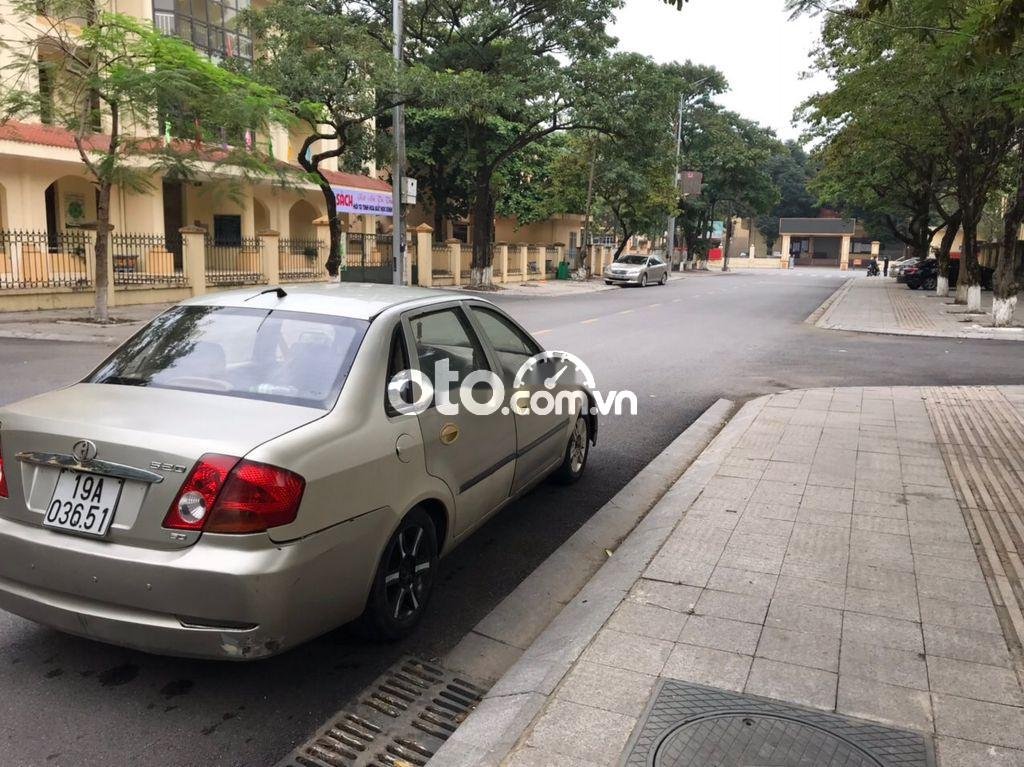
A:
[665,92,684,271]
[391,0,406,286]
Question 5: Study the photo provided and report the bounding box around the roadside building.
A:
[0,0,392,309]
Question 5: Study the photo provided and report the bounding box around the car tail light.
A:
[163,454,304,534]
[0,436,8,498]
[163,454,239,530]
[204,460,305,533]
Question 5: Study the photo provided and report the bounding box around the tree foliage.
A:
[0,0,287,319]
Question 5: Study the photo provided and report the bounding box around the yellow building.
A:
[0,0,391,309]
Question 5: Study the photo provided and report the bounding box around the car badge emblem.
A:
[72,440,98,463]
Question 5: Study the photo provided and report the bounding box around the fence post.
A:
[180,226,207,296]
[446,239,461,284]
[415,224,433,287]
[517,244,528,280]
[258,229,280,285]
[495,243,509,284]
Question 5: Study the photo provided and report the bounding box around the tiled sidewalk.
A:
[499,387,1024,767]
[814,277,1024,340]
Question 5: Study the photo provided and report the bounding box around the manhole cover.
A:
[623,681,935,767]
[655,713,883,766]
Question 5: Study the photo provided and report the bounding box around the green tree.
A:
[545,57,686,262]
[756,141,817,253]
[0,0,287,320]
[382,0,638,285]
[243,0,420,275]
[794,0,1024,316]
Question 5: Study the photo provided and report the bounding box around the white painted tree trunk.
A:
[954,281,968,304]
[471,265,492,287]
[992,295,1017,327]
[935,276,949,297]
[967,284,982,312]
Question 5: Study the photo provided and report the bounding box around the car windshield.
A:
[616,256,647,265]
[88,305,368,409]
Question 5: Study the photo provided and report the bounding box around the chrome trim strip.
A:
[15,451,165,484]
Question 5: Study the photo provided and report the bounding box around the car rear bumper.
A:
[0,509,385,660]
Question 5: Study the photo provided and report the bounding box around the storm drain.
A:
[276,656,487,767]
[622,681,935,767]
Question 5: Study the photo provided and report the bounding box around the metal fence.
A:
[279,238,325,281]
[0,230,94,290]
[343,233,394,283]
[205,237,265,286]
[111,232,186,287]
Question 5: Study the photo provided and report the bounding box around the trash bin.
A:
[556,261,570,280]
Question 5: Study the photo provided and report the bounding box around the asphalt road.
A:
[2,270,1024,767]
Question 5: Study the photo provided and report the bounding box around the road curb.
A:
[430,396,765,767]
[804,277,855,327]
[0,329,123,344]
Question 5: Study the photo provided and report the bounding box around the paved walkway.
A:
[435,386,1024,767]
[814,277,1024,340]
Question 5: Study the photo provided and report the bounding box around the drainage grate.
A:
[276,656,487,767]
[623,681,935,767]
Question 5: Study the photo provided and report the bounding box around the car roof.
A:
[181,282,481,321]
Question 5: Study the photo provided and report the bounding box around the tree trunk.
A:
[315,180,343,278]
[721,216,734,272]
[93,180,112,322]
[960,214,982,311]
[580,138,597,271]
[993,136,1024,326]
[935,213,961,298]
[613,231,632,261]
[470,168,495,287]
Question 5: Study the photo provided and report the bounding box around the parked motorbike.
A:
[866,260,880,277]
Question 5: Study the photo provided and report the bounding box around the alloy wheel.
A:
[383,523,433,621]
[569,417,588,474]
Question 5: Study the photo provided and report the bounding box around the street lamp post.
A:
[391,0,406,286]
[666,77,710,272]
[666,92,684,271]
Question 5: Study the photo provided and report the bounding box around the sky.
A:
[610,0,833,142]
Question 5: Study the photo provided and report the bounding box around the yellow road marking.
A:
[533,329,553,335]
[647,303,662,308]
[617,309,634,315]
[581,318,600,324]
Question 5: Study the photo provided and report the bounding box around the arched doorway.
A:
[288,199,319,241]
[254,197,271,234]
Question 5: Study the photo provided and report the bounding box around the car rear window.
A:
[88,306,368,409]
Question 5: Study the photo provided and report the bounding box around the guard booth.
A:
[779,218,866,270]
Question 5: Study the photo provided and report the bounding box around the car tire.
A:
[639,273,648,288]
[552,415,589,485]
[605,280,613,285]
[924,276,937,291]
[908,283,919,290]
[359,508,438,641]
[659,272,668,285]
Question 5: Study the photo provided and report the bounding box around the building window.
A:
[38,64,54,124]
[152,0,252,61]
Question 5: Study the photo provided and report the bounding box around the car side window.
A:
[471,307,541,382]
[385,326,410,417]
[410,307,490,392]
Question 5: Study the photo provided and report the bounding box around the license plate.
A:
[44,470,123,537]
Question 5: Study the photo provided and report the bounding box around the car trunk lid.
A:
[0,383,324,550]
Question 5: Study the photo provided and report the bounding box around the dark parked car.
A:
[904,259,954,290]
[904,258,992,291]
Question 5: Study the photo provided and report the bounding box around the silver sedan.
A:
[0,284,596,659]
[604,255,669,287]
